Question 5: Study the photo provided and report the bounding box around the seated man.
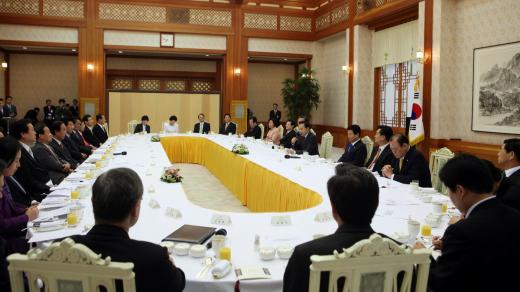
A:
[219,113,236,135]
[244,117,262,139]
[49,121,78,169]
[338,124,367,166]
[193,113,210,134]
[417,154,520,292]
[72,117,94,155]
[71,168,186,292]
[280,120,297,149]
[33,125,72,185]
[366,125,395,175]
[163,115,179,133]
[382,133,432,187]
[93,114,108,143]
[134,115,151,134]
[63,119,88,162]
[496,138,520,210]
[82,114,101,148]
[283,164,380,292]
[291,121,319,156]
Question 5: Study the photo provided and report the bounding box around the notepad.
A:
[162,224,216,244]
[234,267,272,280]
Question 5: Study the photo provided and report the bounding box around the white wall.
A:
[106,57,217,72]
[352,25,374,130]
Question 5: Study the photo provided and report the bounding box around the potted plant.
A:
[281,67,321,122]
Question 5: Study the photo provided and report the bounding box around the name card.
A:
[314,212,333,223]
[148,198,160,209]
[165,207,182,219]
[211,214,232,226]
[271,216,291,226]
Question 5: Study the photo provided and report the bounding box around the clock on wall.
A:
[160,33,174,47]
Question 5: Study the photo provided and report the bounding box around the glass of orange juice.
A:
[84,171,92,179]
[219,247,231,261]
[441,203,448,213]
[421,224,432,237]
[67,213,78,226]
[70,190,80,200]
[95,161,102,169]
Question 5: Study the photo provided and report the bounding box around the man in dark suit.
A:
[3,96,17,118]
[72,117,93,155]
[93,114,108,143]
[244,116,262,139]
[10,119,50,205]
[69,98,79,118]
[382,133,432,187]
[366,125,395,175]
[64,119,87,162]
[219,113,236,135]
[269,103,282,125]
[82,114,100,147]
[496,138,520,211]
[280,120,297,149]
[33,125,71,185]
[49,121,78,169]
[338,124,367,166]
[70,168,186,292]
[193,113,210,134]
[284,164,380,292]
[134,115,151,134]
[43,99,56,127]
[291,121,319,156]
[416,154,520,292]
[55,98,71,121]
[0,98,5,118]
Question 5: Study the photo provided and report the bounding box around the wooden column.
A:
[78,0,105,116]
[347,0,356,126]
[419,0,433,155]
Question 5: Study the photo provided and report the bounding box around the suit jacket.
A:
[338,140,367,166]
[4,176,38,208]
[69,105,79,118]
[428,198,520,292]
[496,169,520,212]
[193,122,210,134]
[245,125,262,139]
[283,224,376,292]
[83,127,100,147]
[280,129,297,149]
[63,135,84,162]
[269,110,282,123]
[49,139,77,168]
[43,105,55,122]
[134,124,151,134]
[293,132,319,156]
[3,104,17,118]
[219,122,236,135]
[71,130,92,155]
[392,147,432,187]
[13,147,50,204]
[71,224,185,292]
[0,107,5,118]
[0,183,29,255]
[93,124,108,143]
[32,142,67,185]
[366,144,395,175]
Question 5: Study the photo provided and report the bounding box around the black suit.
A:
[83,127,100,147]
[43,105,55,126]
[392,147,432,187]
[244,125,262,139]
[70,224,185,292]
[32,142,67,185]
[71,130,92,155]
[3,104,17,118]
[134,124,151,134]
[293,132,319,156]
[193,122,210,134]
[338,140,367,166]
[366,144,395,175]
[93,124,108,143]
[496,168,520,212]
[69,105,79,118]
[428,198,520,292]
[284,224,376,292]
[49,139,77,168]
[13,146,50,204]
[219,122,236,135]
[4,176,38,208]
[280,129,297,149]
[63,135,84,162]
[269,110,281,124]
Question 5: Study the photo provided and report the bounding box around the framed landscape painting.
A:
[472,41,520,134]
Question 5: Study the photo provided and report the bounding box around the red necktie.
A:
[368,148,382,170]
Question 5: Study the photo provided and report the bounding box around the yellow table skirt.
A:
[161,136,323,212]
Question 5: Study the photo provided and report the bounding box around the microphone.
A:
[113,151,127,156]
[284,154,301,159]
[206,228,227,249]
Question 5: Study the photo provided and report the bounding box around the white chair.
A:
[127,120,139,134]
[320,131,333,159]
[361,136,374,166]
[258,123,265,139]
[8,238,136,292]
[310,128,316,135]
[429,147,455,194]
[278,125,284,137]
[103,123,109,137]
[309,234,431,292]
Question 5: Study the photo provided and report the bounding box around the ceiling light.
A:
[118,51,123,54]
[72,49,77,52]
[205,54,210,57]
[284,58,288,61]
[22,46,27,50]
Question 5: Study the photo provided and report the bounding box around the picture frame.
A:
[472,41,520,134]
[160,32,175,48]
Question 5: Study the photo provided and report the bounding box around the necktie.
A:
[225,123,228,130]
[399,158,404,173]
[44,144,61,162]
[368,148,382,170]
[348,143,353,153]
[199,123,203,134]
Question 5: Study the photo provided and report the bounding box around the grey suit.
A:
[49,139,78,168]
[32,142,67,185]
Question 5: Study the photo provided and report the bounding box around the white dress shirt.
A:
[505,165,520,178]
[164,122,179,133]
[20,141,34,159]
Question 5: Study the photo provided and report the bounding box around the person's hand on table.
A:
[432,236,443,250]
[381,165,393,178]
[25,206,39,221]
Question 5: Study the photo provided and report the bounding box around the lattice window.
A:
[331,4,348,25]
[316,13,331,31]
[43,0,84,18]
[192,80,213,92]
[165,80,186,91]
[0,0,39,15]
[111,79,133,90]
[244,13,277,30]
[138,79,161,91]
[357,0,395,15]
[99,3,166,23]
[280,16,312,32]
[188,9,231,27]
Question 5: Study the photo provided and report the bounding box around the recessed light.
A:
[205,54,210,57]
[72,49,77,52]
[22,46,27,50]
[118,51,123,54]
[284,58,288,61]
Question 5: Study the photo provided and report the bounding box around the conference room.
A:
[1,0,520,292]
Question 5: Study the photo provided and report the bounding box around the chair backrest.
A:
[278,125,284,137]
[310,128,316,136]
[320,131,334,159]
[429,147,455,194]
[8,238,136,292]
[127,120,139,134]
[309,234,431,292]
[103,123,109,136]
[361,136,374,165]
[258,123,265,139]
